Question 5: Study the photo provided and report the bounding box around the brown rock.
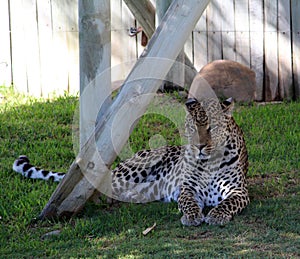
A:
[189,60,256,102]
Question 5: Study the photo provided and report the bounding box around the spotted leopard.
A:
[13,97,249,226]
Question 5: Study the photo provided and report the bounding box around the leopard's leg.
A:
[205,188,249,225]
[178,188,205,226]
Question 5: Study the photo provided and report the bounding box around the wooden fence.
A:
[0,0,299,100]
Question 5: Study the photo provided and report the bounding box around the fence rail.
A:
[0,0,299,100]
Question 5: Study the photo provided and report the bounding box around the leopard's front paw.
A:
[181,213,204,226]
[204,209,232,225]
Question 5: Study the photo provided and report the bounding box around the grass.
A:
[0,86,299,258]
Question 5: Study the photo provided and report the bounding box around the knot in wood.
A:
[87,161,95,170]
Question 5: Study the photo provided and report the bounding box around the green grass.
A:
[0,87,299,258]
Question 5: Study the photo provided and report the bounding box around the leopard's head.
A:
[185,97,234,158]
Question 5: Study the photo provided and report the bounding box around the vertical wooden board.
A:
[207,0,222,62]
[193,9,207,70]
[66,0,79,95]
[0,0,12,86]
[291,0,300,99]
[264,0,279,101]
[249,0,264,101]
[22,0,41,96]
[235,0,251,66]
[184,33,194,65]
[36,0,55,97]
[111,0,123,83]
[51,0,69,95]
[9,0,28,93]
[221,0,235,61]
[278,0,293,100]
[120,1,136,78]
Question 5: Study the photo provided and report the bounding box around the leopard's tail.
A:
[13,155,65,182]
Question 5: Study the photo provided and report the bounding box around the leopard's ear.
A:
[185,98,198,111]
[221,97,234,115]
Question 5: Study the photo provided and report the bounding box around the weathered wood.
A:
[40,0,210,219]
[37,0,54,97]
[278,0,293,100]
[0,0,11,86]
[123,0,197,87]
[207,0,222,62]
[79,0,111,145]
[9,0,30,93]
[193,9,207,70]
[66,0,79,95]
[156,0,185,89]
[221,0,235,61]
[22,0,41,96]
[185,31,194,65]
[111,0,123,83]
[235,0,250,66]
[121,0,137,73]
[123,0,155,39]
[249,0,264,101]
[3,0,300,100]
[264,0,279,101]
[291,0,300,99]
[51,0,70,95]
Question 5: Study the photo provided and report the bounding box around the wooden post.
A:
[123,0,197,88]
[79,0,111,146]
[39,0,210,219]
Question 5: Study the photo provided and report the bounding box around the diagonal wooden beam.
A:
[39,0,210,220]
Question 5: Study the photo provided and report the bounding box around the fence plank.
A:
[36,0,54,97]
[221,0,235,61]
[207,0,222,62]
[65,0,79,95]
[194,9,207,70]
[0,0,12,86]
[185,33,194,66]
[291,0,300,99]
[111,0,136,83]
[278,0,293,100]
[51,0,70,95]
[111,0,123,83]
[10,0,29,93]
[22,0,41,96]
[121,0,137,64]
[264,0,279,101]
[235,0,250,66]
[249,0,264,101]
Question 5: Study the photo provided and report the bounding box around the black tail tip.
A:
[17,155,30,163]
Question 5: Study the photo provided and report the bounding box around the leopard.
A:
[13,97,249,226]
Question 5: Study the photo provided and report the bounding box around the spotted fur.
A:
[13,97,249,226]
